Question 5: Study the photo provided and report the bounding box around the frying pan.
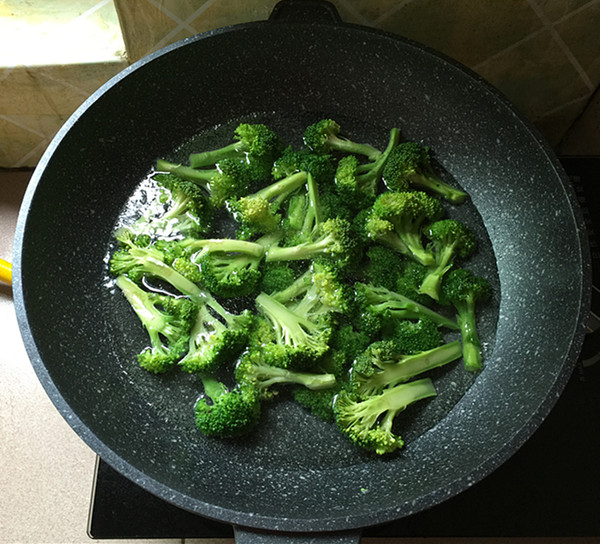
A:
[13,1,591,542]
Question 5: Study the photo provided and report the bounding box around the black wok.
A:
[13,1,591,542]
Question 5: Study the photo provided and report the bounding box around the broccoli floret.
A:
[254,291,332,368]
[188,123,284,176]
[272,146,336,183]
[419,219,478,300]
[270,261,353,317]
[291,349,348,422]
[395,258,431,306]
[235,350,337,401]
[178,294,253,374]
[334,128,400,209]
[383,142,468,204]
[330,323,372,363]
[195,375,261,438]
[393,318,444,354]
[115,275,196,373]
[370,191,444,266]
[229,170,309,236]
[196,251,262,298]
[154,173,213,237]
[354,282,459,332]
[350,340,462,398]
[440,268,491,372]
[265,217,356,267]
[156,158,254,207]
[259,261,299,294]
[363,245,404,290]
[333,378,438,455]
[303,119,383,161]
[109,232,206,303]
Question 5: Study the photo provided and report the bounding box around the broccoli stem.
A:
[411,170,467,204]
[189,142,241,168]
[256,171,307,206]
[302,172,322,235]
[361,285,459,330]
[186,238,266,259]
[156,159,212,189]
[130,249,206,304]
[329,135,382,161]
[357,341,462,395]
[264,234,333,262]
[456,300,483,371]
[419,240,459,300]
[256,365,336,390]
[379,377,437,415]
[201,374,227,401]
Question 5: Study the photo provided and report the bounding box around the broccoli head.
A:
[334,128,400,209]
[195,375,261,438]
[370,191,443,266]
[178,294,253,374]
[440,268,491,372]
[333,378,438,455]
[419,219,478,300]
[303,119,383,161]
[115,275,196,373]
[382,142,468,204]
[188,123,284,176]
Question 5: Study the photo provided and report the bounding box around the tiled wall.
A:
[1,0,599,168]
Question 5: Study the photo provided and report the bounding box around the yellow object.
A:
[0,258,12,285]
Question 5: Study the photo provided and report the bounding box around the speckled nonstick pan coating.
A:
[12,1,590,542]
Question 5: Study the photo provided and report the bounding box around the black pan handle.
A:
[269,0,342,24]
[234,526,361,543]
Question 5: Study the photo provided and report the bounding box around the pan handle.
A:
[233,526,361,543]
[269,0,342,24]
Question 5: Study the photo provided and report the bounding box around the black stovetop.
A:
[87,157,600,540]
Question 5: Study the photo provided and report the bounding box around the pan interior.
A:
[15,21,587,532]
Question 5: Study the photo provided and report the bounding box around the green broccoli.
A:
[235,350,337,401]
[354,282,459,332]
[254,291,333,368]
[333,378,438,455]
[188,123,284,175]
[178,294,253,374]
[109,232,207,303]
[362,245,404,290]
[393,318,444,354]
[115,275,196,373]
[259,261,300,294]
[154,173,213,237]
[156,158,254,207]
[350,340,462,398]
[265,217,356,267]
[195,251,262,298]
[382,141,468,204]
[440,268,491,372]
[419,219,478,300]
[292,349,349,423]
[334,128,400,208]
[229,170,309,236]
[303,119,383,161]
[369,191,443,266]
[195,375,261,438]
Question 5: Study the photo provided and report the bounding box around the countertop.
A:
[1,168,599,544]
